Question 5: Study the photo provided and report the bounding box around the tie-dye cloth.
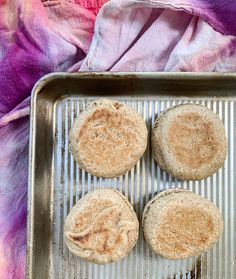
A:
[0,0,236,278]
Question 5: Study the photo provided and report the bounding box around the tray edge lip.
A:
[30,71,236,99]
[27,81,37,279]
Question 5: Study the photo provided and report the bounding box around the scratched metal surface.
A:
[27,73,236,279]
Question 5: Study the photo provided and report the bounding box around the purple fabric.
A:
[0,117,28,278]
[0,0,236,278]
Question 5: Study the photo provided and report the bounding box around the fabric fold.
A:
[81,0,236,72]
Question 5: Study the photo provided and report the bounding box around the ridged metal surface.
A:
[52,96,236,279]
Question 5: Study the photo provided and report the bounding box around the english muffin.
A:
[64,188,139,264]
[69,99,147,177]
[142,189,223,260]
[152,104,227,180]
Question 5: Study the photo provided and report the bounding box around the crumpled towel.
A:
[0,0,236,278]
[80,0,236,72]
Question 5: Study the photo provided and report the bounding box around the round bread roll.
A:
[142,189,223,260]
[69,99,147,177]
[152,104,227,180]
[64,188,139,264]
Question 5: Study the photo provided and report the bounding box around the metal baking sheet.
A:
[27,72,236,279]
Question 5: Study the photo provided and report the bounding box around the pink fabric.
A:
[80,0,236,72]
[0,0,236,278]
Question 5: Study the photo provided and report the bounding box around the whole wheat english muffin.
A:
[69,99,147,177]
[152,104,227,180]
[64,188,139,264]
[142,189,223,260]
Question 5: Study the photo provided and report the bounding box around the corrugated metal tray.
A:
[27,72,236,279]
